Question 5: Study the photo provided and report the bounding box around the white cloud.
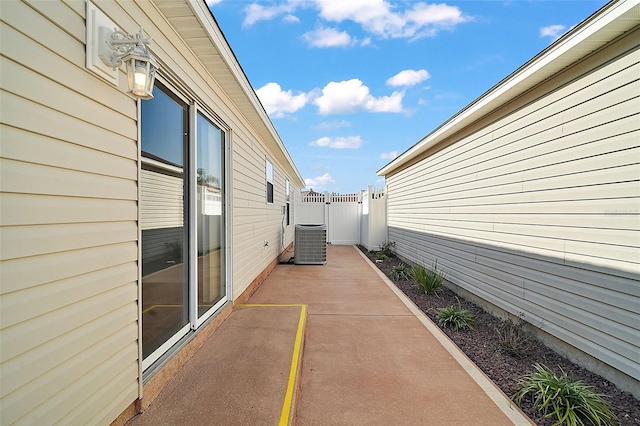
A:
[314,79,404,115]
[256,82,309,117]
[540,24,566,39]
[305,173,336,190]
[243,3,296,26]
[242,1,468,39]
[205,0,221,6]
[303,27,353,47]
[313,120,352,130]
[283,14,300,23]
[365,91,404,113]
[386,69,430,87]
[313,0,470,39]
[309,136,363,149]
[407,3,467,28]
[380,151,398,159]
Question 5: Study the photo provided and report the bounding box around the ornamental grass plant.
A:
[436,301,475,331]
[512,363,617,426]
[496,318,534,358]
[390,263,411,281]
[410,260,446,294]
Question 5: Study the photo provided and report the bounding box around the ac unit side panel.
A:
[295,225,327,265]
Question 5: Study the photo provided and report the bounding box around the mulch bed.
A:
[358,247,639,425]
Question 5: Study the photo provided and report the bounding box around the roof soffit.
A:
[151,0,305,186]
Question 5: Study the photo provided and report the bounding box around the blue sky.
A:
[206,0,607,194]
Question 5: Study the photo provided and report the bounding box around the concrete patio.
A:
[128,245,533,425]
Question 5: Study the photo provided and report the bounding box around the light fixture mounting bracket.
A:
[100,27,153,70]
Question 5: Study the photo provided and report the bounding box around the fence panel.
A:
[295,194,325,225]
[296,189,386,247]
[369,188,387,249]
[328,197,361,245]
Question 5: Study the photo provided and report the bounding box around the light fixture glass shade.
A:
[123,44,160,100]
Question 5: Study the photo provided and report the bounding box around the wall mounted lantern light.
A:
[98,27,160,99]
[86,2,159,100]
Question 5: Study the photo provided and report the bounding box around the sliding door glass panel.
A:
[140,83,189,360]
[196,112,225,318]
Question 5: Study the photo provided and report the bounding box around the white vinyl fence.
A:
[295,186,387,250]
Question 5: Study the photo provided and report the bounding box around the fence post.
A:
[324,191,331,244]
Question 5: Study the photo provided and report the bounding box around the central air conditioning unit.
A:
[294,224,327,265]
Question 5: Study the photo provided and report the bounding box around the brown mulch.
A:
[359,247,639,426]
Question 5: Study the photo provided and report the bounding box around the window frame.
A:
[266,157,274,204]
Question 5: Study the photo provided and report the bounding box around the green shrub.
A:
[379,240,396,257]
[436,303,475,331]
[410,264,429,292]
[512,363,617,426]
[375,252,388,261]
[410,261,446,294]
[390,264,410,281]
[496,319,534,358]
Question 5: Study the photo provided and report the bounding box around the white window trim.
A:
[266,157,274,204]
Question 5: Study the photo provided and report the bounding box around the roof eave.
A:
[155,0,305,187]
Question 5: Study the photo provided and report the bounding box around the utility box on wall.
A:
[294,224,327,265]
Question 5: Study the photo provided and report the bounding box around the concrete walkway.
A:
[129,245,533,425]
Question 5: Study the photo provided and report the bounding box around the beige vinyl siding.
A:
[386,29,639,381]
[0,0,138,424]
[231,128,298,299]
[2,0,303,422]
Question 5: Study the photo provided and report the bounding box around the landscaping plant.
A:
[496,318,534,358]
[379,240,396,257]
[436,300,475,331]
[390,263,410,281]
[374,252,388,262]
[410,261,446,294]
[410,264,430,292]
[512,363,617,426]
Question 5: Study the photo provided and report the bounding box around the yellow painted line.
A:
[142,304,212,314]
[142,304,181,314]
[238,303,306,308]
[280,304,306,426]
[237,303,307,426]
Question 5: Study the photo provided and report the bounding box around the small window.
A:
[286,202,290,226]
[285,179,290,201]
[266,158,274,203]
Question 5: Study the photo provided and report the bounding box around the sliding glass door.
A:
[140,84,189,362]
[196,113,225,319]
[140,81,227,369]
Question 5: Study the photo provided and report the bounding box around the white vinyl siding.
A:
[386,29,639,381]
[1,1,138,424]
